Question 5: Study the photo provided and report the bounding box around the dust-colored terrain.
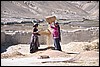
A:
[1,1,99,66]
[1,43,99,66]
[1,21,99,66]
[1,38,99,66]
[1,1,99,19]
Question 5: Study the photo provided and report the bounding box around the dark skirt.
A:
[30,34,40,53]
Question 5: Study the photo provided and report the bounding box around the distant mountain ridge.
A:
[1,1,99,20]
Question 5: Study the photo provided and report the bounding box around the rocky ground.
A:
[1,1,99,66]
[1,39,99,66]
[1,21,99,66]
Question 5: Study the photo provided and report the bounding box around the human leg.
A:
[30,35,37,53]
[54,38,62,51]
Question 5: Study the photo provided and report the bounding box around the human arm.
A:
[33,28,41,36]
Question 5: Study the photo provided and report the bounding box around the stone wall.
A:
[61,27,99,44]
[12,31,32,44]
[1,31,47,45]
[1,27,99,45]
[1,31,5,44]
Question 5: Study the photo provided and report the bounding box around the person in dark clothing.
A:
[30,23,40,53]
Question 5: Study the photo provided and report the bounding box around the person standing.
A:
[55,22,61,42]
[49,22,62,51]
[30,23,40,53]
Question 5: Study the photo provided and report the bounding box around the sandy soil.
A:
[1,43,99,66]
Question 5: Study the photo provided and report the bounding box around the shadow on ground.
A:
[38,46,55,51]
[1,43,17,53]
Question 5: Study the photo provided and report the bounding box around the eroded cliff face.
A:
[1,1,99,20]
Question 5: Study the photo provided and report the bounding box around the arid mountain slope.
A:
[1,1,99,20]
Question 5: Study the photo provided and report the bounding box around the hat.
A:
[33,23,38,27]
[55,22,59,24]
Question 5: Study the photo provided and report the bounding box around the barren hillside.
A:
[1,1,99,20]
[1,1,99,66]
